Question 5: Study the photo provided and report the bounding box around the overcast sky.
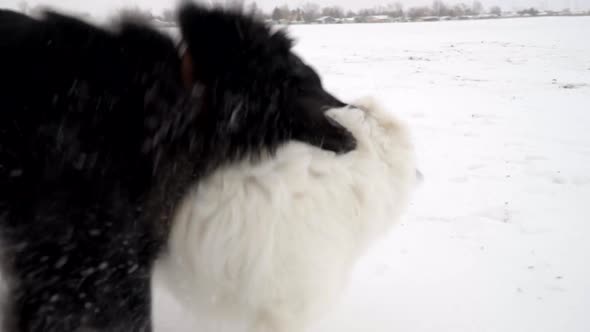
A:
[0,0,588,17]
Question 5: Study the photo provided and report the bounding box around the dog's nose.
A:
[345,104,361,111]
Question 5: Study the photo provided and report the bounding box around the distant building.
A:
[391,17,408,22]
[316,16,339,24]
[366,15,391,23]
[502,11,519,17]
[476,14,496,19]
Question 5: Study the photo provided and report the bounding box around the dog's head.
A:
[177,4,356,157]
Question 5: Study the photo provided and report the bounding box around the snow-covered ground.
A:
[154,17,590,332]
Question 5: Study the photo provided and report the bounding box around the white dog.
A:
[156,98,417,332]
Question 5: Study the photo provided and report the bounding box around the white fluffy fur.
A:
[156,98,416,332]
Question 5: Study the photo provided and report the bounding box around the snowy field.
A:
[154,17,590,332]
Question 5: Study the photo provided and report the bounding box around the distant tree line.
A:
[263,1,589,22]
[13,0,590,25]
[267,1,491,22]
[264,1,517,21]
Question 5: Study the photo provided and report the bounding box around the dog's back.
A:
[0,10,185,331]
[0,9,183,195]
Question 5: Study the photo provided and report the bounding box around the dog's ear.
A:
[177,4,234,72]
[178,4,289,84]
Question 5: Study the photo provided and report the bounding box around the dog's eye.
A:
[297,84,313,94]
[294,85,305,95]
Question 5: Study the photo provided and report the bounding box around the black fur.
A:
[0,4,354,332]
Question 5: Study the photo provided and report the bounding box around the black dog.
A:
[0,4,355,331]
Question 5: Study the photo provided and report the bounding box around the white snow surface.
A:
[154,17,590,332]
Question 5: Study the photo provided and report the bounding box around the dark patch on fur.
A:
[0,5,354,331]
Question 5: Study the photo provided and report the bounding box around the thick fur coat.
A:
[0,4,355,332]
[158,98,416,332]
